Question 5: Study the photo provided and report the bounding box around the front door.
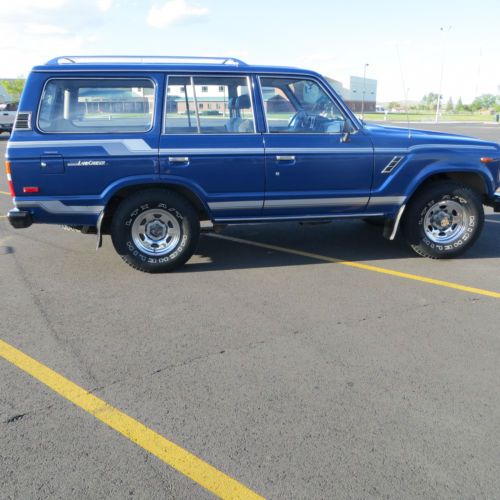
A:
[159,74,265,220]
[259,76,374,217]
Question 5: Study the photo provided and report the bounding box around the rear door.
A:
[259,75,374,216]
[159,74,265,219]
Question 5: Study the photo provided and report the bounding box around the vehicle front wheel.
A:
[111,189,200,273]
[403,181,484,259]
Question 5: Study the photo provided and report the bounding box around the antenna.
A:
[396,45,411,139]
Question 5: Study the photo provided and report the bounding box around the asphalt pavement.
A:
[1,123,499,499]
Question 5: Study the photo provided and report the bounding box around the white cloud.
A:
[147,0,209,28]
[98,0,113,12]
[24,23,68,35]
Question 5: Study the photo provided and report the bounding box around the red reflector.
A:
[23,186,40,193]
[480,157,499,164]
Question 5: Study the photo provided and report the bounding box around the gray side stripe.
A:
[15,200,103,214]
[8,139,156,156]
[368,196,406,205]
[375,144,498,153]
[162,148,263,156]
[265,148,372,154]
[208,200,262,210]
[208,196,404,211]
[264,197,368,208]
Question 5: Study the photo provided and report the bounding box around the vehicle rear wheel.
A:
[403,181,484,259]
[111,189,199,273]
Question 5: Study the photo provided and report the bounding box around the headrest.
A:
[236,94,251,109]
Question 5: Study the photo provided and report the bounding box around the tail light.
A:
[5,161,15,197]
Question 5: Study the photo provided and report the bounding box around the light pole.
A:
[435,26,451,123]
[361,63,369,119]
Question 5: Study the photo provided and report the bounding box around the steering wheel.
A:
[287,110,309,131]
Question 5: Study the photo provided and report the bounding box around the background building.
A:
[325,76,378,112]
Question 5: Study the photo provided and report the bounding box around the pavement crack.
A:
[4,412,27,424]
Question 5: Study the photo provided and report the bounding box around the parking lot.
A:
[0,123,499,499]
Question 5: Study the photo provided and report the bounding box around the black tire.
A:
[403,181,484,259]
[111,189,199,273]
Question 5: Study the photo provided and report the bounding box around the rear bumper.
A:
[7,208,33,228]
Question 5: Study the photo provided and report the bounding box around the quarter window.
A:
[38,79,155,133]
[260,77,346,134]
[164,76,255,134]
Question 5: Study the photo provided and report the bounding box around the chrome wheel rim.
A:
[423,199,469,244]
[131,209,181,256]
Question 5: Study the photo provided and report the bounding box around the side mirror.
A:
[341,121,351,143]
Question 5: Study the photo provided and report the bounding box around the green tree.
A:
[471,94,496,111]
[1,79,26,101]
[421,93,439,110]
[455,96,465,112]
[388,101,401,110]
[445,97,453,113]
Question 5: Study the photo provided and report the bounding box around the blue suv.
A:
[6,56,500,272]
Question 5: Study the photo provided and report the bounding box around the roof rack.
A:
[45,55,247,66]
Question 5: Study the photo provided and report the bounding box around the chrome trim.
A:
[47,55,247,66]
[208,200,263,210]
[168,156,190,163]
[276,155,295,161]
[96,210,105,250]
[190,76,201,133]
[389,204,406,240]
[368,196,406,206]
[213,213,385,223]
[381,156,404,174]
[36,77,157,135]
[7,139,157,156]
[15,200,103,214]
[264,197,368,208]
[13,112,32,131]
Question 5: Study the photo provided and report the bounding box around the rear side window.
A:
[38,78,155,133]
[164,75,255,134]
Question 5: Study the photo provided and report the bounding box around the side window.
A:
[260,77,346,134]
[164,76,255,134]
[38,78,155,133]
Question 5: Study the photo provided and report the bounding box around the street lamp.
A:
[361,63,369,119]
[435,26,452,123]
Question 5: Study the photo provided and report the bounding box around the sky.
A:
[0,0,499,104]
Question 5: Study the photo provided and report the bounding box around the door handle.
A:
[168,156,190,164]
[276,155,295,162]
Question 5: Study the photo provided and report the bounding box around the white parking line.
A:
[486,219,500,224]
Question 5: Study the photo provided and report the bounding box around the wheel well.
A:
[410,172,487,201]
[101,183,209,233]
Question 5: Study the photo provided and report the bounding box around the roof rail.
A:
[45,55,247,66]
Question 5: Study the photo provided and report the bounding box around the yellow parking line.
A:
[0,190,11,196]
[0,215,6,218]
[208,233,500,299]
[0,339,264,500]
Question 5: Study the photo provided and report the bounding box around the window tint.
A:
[164,76,254,134]
[260,77,345,134]
[38,79,155,133]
